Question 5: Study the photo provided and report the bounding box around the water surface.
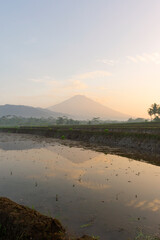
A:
[0,133,160,239]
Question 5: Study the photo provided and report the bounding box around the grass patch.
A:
[134,230,160,240]
[80,222,93,228]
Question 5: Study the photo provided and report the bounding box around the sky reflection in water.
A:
[0,133,160,240]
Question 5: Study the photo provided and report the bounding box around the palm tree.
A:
[148,103,160,121]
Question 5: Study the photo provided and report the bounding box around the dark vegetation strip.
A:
[0,123,160,158]
[0,121,160,128]
[0,124,160,146]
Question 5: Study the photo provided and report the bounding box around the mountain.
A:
[0,104,69,118]
[48,95,130,120]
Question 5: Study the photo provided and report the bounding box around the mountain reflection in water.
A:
[0,133,160,240]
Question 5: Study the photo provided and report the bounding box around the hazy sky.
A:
[1,0,160,117]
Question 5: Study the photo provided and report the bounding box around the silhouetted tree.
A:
[148,103,160,121]
[91,117,101,124]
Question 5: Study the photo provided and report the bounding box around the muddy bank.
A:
[0,197,93,240]
[0,126,160,162]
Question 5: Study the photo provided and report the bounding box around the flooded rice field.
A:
[0,133,160,240]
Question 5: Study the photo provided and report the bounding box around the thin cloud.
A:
[29,70,111,86]
[126,56,138,63]
[27,70,111,106]
[67,80,87,89]
[97,58,117,66]
[29,76,87,90]
[29,78,46,83]
[74,71,112,80]
[127,198,160,212]
[127,52,160,64]
[29,76,53,83]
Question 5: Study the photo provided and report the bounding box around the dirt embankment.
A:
[0,197,93,240]
[0,126,160,160]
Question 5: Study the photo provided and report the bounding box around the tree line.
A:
[0,116,121,127]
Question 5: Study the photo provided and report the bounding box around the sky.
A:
[0,0,160,118]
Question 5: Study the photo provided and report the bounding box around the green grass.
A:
[80,222,93,228]
[133,230,160,240]
[104,128,109,133]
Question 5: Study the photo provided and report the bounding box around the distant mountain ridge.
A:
[0,95,131,120]
[48,95,130,120]
[0,104,69,118]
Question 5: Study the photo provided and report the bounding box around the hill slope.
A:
[0,104,68,118]
[48,95,130,120]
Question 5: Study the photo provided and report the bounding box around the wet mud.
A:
[0,197,93,240]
